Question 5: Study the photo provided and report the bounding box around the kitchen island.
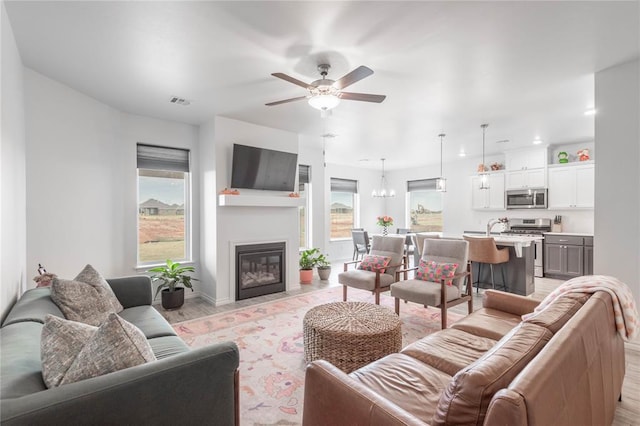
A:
[461,234,542,296]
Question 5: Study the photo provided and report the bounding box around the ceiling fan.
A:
[265,64,386,112]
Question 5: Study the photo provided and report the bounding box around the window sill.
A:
[330,238,352,242]
[135,260,195,271]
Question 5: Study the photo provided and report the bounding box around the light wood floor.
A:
[155,271,640,425]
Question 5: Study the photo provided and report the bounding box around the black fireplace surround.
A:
[236,242,286,300]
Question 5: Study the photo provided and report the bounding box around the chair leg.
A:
[395,297,400,315]
[352,248,357,261]
[500,263,508,292]
[375,290,380,305]
[342,285,347,302]
[489,264,495,290]
[475,262,482,293]
[441,306,447,329]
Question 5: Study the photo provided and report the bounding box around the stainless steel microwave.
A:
[506,188,548,209]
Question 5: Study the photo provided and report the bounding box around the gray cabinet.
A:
[544,234,593,279]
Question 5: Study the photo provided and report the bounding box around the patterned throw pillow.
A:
[50,264,123,326]
[60,313,156,386]
[416,260,459,286]
[41,315,98,388]
[357,255,392,273]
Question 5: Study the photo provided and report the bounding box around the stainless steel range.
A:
[503,218,552,277]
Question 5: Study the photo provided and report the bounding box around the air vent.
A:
[169,96,191,106]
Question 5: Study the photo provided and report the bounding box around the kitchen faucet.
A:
[487,217,509,236]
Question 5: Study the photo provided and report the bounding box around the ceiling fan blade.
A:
[340,92,386,103]
[265,96,308,106]
[333,66,374,90]
[271,73,311,89]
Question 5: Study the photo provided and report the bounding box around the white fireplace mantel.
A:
[218,194,305,207]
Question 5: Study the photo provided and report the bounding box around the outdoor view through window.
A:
[330,191,355,239]
[138,169,187,263]
[409,190,443,232]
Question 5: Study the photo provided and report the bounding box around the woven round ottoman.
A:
[303,301,402,373]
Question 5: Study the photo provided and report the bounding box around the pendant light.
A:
[479,124,490,190]
[436,133,447,192]
[372,158,395,198]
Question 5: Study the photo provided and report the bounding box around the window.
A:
[330,178,358,239]
[299,164,311,249]
[137,144,191,265]
[407,179,443,232]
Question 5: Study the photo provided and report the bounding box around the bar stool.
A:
[463,236,509,292]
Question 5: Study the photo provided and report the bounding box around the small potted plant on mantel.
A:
[315,252,331,281]
[299,248,318,285]
[148,259,198,310]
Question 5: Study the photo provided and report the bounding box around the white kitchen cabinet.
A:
[505,168,546,189]
[548,163,594,209]
[471,172,505,210]
[505,147,547,171]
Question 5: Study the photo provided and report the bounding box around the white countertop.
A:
[462,234,542,257]
[543,232,593,236]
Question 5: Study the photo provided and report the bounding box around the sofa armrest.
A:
[107,275,152,308]
[1,341,239,426]
[482,290,540,316]
[302,360,426,426]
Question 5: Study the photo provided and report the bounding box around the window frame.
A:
[406,178,444,233]
[329,178,359,241]
[136,144,192,267]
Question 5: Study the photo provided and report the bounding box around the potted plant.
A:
[148,259,198,310]
[299,248,318,284]
[315,252,331,280]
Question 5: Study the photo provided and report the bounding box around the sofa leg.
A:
[395,297,400,315]
[619,393,622,402]
[234,369,240,426]
[343,285,347,302]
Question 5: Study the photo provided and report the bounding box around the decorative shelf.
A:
[218,194,305,208]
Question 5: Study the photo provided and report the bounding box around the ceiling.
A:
[5,1,639,170]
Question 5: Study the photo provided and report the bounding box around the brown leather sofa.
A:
[302,289,625,425]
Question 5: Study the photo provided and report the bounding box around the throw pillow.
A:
[60,313,156,386]
[74,264,124,313]
[50,264,123,326]
[41,315,98,388]
[416,260,459,286]
[357,255,392,274]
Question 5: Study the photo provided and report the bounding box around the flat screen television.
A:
[231,143,298,191]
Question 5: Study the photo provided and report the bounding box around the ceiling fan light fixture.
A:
[308,94,341,111]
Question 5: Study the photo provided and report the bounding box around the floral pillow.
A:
[416,260,459,285]
[357,255,392,274]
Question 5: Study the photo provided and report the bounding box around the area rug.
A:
[173,286,463,426]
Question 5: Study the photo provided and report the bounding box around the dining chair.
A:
[390,238,471,329]
[412,232,441,266]
[339,235,406,305]
[351,230,370,260]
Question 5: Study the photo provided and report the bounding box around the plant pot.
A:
[317,267,331,281]
[161,287,185,310]
[300,269,314,284]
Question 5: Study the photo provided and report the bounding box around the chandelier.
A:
[436,133,447,192]
[372,158,395,198]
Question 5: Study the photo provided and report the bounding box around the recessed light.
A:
[358,158,370,162]
[458,149,466,157]
[533,137,542,145]
[584,108,596,116]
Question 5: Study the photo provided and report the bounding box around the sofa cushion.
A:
[148,336,190,359]
[450,307,521,340]
[41,315,97,388]
[349,353,452,421]
[51,277,117,326]
[522,293,590,334]
[118,306,177,338]
[401,328,497,376]
[61,313,156,386]
[431,322,553,426]
[390,279,461,307]
[0,322,47,398]
[1,288,64,326]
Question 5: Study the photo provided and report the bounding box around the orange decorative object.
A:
[477,163,488,172]
[577,149,590,161]
[220,188,240,195]
[289,193,300,198]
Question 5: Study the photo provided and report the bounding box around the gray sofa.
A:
[1,276,239,426]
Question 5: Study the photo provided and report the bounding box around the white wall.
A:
[213,117,300,305]
[594,58,640,307]
[1,1,27,320]
[298,134,326,254]
[23,69,201,290]
[198,119,217,302]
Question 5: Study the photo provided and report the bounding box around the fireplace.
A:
[236,242,286,300]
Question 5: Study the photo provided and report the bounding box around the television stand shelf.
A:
[218,194,305,208]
